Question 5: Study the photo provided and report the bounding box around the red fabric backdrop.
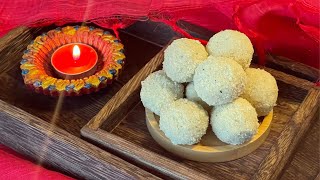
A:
[0,145,74,180]
[0,0,319,68]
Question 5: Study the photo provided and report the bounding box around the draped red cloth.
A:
[0,145,74,180]
[0,0,319,69]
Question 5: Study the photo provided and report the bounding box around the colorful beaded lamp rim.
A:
[20,25,125,96]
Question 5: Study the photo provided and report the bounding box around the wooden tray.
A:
[81,48,319,179]
[0,21,318,179]
[0,26,162,179]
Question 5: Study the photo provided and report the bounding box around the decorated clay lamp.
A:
[51,43,98,79]
[20,26,125,96]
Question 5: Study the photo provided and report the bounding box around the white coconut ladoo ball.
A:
[193,56,247,106]
[241,68,278,117]
[185,82,210,111]
[206,29,254,69]
[140,70,184,115]
[163,38,208,83]
[211,98,259,145]
[160,99,209,145]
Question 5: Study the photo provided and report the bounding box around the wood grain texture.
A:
[81,127,212,180]
[0,27,161,137]
[108,89,304,179]
[82,46,318,179]
[0,26,162,179]
[122,22,319,178]
[0,27,27,52]
[0,100,159,180]
[280,110,319,180]
[0,27,41,75]
[265,54,319,82]
[124,21,181,47]
[1,23,319,179]
[85,49,164,131]
[253,88,320,180]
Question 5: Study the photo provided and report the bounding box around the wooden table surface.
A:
[123,21,319,180]
[0,21,318,179]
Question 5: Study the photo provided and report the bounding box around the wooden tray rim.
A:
[1,26,318,180]
[80,49,320,180]
[0,26,159,180]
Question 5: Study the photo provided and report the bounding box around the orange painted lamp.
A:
[20,26,125,96]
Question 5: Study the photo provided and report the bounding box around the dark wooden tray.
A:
[81,47,319,179]
[0,26,162,179]
[0,21,318,179]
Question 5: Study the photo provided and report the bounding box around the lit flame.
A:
[73,45,80,60]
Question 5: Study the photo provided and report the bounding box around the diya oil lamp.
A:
[20,26,125,96]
